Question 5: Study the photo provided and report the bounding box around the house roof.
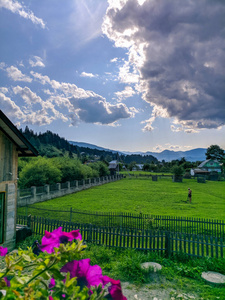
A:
[198,159,219,168]
[193,168,210,174]
[0,110,38,157]
[108,160,118,169]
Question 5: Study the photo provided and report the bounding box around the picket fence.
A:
[17,215,225,259]
[18,206,225,239]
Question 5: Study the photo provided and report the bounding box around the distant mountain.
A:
[69,141,124,155]
[144,148,207,162]
[70,141,207,162]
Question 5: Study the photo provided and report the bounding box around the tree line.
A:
[19,126,224,187]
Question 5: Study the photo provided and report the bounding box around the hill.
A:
[20,127,158,163]
[71,141,207,162]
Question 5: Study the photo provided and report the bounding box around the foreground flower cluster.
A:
[0,227,127,299]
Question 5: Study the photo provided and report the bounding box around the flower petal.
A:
[0,246,7,256]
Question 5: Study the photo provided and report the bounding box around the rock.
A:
[140,262,162,272]
[201,271,225,285]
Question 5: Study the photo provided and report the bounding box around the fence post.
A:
[27,214,31,227]
[165,231,171,257]
[44,184,50,195]
[75,181,78,189]
[31,186,36,204]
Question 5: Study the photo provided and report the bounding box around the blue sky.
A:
[0,0,224,153]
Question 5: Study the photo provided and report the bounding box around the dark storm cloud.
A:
[69,96,133,125]
[103,0,225,130]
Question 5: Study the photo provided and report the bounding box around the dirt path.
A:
[121,273,198,300]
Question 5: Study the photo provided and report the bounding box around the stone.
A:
[140,262,162,272]
[201,271,225,285]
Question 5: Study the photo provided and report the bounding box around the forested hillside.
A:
[20,126,158,164]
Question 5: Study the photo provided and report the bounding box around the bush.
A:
[197,177,206,183]
[172,166,184,176]
[19,157,62,188]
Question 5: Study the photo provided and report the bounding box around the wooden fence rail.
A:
[17,207,225,239]
[17,215,225,259]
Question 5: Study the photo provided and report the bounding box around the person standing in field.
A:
[188,188,192,203]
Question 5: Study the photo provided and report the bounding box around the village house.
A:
[0,110,38,250]
[190,159,223,180]
[108,160,119,175]
[197,159,222,173]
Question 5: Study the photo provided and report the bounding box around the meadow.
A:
[19,176,225,220]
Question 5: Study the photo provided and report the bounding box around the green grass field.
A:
[19,177,225,220]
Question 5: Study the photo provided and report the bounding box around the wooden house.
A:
[197,159,222,173]
[0,110,38,250]
[108,160,119,175]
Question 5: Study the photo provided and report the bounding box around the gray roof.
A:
[0,110,38,157]
[108,160,118,169]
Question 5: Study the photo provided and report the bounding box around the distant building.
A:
[108,160,119,175]
[190,159,222,177]
[0,110,38,250]
[198,159,222,173]
[132,164,144,171]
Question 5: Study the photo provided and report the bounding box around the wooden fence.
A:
[17,207,225,239]
[17,215,225,259]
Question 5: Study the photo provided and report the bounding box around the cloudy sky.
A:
[0,0,224,153]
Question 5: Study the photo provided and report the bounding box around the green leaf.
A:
[22,254,32,262]
[50,268,65,280]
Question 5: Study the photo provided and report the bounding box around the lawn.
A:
[19,177,225,220]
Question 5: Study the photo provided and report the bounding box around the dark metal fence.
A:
[17,215,225,259]
[17,207,225,239]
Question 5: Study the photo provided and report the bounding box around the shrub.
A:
[0,228,127,299]
[18,157,62,188]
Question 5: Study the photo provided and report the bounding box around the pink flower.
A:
[3,277,10,287]
[103,276,127,300]
[49,277,55,289]
[0,246,7,256]
[60,258,104,289]
[49,296,54,300]
[39,227,82,253]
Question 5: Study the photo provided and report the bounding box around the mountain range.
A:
[69,141,207,162]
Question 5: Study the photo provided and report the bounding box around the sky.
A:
[0,0,224,153]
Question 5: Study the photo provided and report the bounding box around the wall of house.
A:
[0,131,18,250]
[203,161,221,173]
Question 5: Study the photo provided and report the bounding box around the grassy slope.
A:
[23,177,225,220]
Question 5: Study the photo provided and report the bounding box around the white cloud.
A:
[0,87,8,94]
[153,143,188,152]
[13,86,43,106]
[0,62,6,69]
[11,85,68,125]
[110,57,118,63]
[29,56,45,68]
[0,92,24,122]
[118,61,139,84]
[115,86,136,101]
[103,0,225,131]
[80,72,98,78]
[141,105,169,132]
[30,71,136,125]
[0,0,46,28]
[6,66,32,82]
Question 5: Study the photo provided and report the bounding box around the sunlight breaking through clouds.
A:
[103,0,225,132]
